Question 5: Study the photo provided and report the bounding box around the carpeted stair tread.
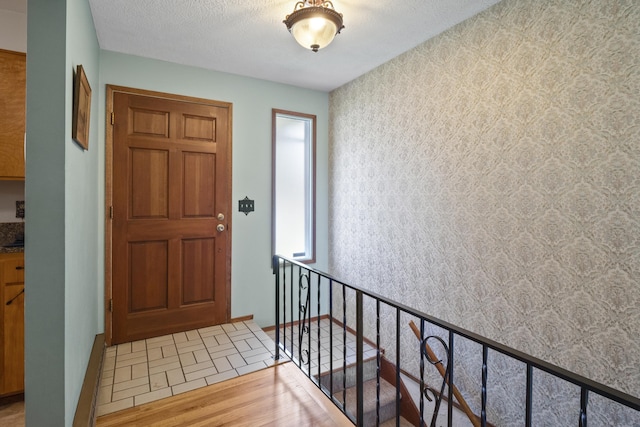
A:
[318,357,379,393]
[379,416,415,427]
[345,377,399,426]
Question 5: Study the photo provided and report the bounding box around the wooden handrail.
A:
[409,320,481,427]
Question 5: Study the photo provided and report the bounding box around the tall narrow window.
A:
[272,109,316,263]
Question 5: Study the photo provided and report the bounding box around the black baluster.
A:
[447,332,454,427]
[481,345,488,427]
[342,283,347,408]
[419,319,425,427]
[329,279,334,401]
[356,291,364,427]
[396,308,401,427]
[290,262,294,363]
[274,257,280,360]
[282,259,287,356]
[317,273,321,382]
[297,267,302,367]
[424,335,449,427]
[376,300,381,427]
[307,273,312,371]
[525,363,533,427]
[579,387,588,427]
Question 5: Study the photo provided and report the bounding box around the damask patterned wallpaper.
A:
[329,0,639,424]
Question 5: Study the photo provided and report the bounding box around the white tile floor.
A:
[96,317,468,424]
[97,320,277,417]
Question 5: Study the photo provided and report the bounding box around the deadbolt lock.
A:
[217,213,225,221]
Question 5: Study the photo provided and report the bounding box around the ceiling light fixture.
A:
[283,1,345,52]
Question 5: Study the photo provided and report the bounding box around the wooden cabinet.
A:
[0,49,26,180]
[0,253,24,396]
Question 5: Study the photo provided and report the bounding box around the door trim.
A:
[105,85,233,346]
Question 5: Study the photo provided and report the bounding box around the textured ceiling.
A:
[88,0,502,91]
[4,0,502,91]
[34,0,502,92]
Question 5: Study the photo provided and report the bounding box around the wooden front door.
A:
[110,88,231,344]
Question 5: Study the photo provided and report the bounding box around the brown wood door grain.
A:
[111,90,231,344]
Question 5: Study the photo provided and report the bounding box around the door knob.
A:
[217,213,225,221]
[217,224,225,232]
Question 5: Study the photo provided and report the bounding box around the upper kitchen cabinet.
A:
[0,49,26,180]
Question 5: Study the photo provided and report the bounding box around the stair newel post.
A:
[356,290,364,426]
[273,256,280,360]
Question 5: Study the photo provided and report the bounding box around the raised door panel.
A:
[183,114,216,142]
[182,238,215,305]
[129,241,169,312]
[129,108,169,139]
[183,152,216,217]
[130,148,169,219]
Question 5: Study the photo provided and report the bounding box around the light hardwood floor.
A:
[97,362,353,426]
[0,400,24,426]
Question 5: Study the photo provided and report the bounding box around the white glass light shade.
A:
[291,15,338,51]
[284,4,344,52]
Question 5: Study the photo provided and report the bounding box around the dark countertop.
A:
[0,222,24,254]
[0,246,24,254]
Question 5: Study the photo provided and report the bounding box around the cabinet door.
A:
[2,258,25,395]
[3,283,24,394]
[0,49,26,179]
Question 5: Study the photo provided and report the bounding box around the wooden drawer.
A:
[2,258,24,284]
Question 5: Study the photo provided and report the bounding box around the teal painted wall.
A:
[25,0,101,425]
[64,0,101,421]
[98,51,329,328]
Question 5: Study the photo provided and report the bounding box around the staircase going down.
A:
[317,356,418,426]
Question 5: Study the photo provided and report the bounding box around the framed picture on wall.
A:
[72,64,91,150]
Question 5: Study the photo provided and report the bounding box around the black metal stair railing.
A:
[272,255,640,427]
